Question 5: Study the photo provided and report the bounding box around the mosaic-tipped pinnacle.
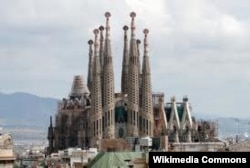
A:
[99,25,104,31]
[123,25,129,31]
[143,29,149,35]
[130,12,136,18]
[88,40,93,45]
[93,29,99,34]
[105,12,111,18]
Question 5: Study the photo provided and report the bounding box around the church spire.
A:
[130,12,136,39]
[102,12,115,139]
[140,28,154,136]
[47,116,54,155]
[121,25,129,94]
[87,40,94,90]
[127,12,140,137]
[105,12,111,40]
[92,29,101,76]
[129,12,138,58]
[137,39,141,75]
[99,26,105,69]
[142,29,151,74]
[50,116,53,127]
[90,29,103,147]
[137,39,142,91]
[99,25,105,107]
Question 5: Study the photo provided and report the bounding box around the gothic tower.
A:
[137,39,142,89]
[102,12,115,138]
[127,12,140,136]
[99,25,105,69]
[90,29,103,147]
[47,116,54,154]
[140,29,154,136]
[121,25,129,95]
[99,25,105,106]
[87,40,93,90]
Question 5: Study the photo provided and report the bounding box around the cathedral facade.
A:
[47,12,217,153]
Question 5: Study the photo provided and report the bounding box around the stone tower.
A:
[99,25,105,107]
[127,12,140,136]
[137,39,142,89]
[70,75,89,98]
[90,29,103,147]
[102,12,115,138]
[47,116,54,154]
[139,29,154,136]
[99,26,105,69]
[87,40,94,90]
[121,25,129,95]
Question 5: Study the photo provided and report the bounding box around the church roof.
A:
[87,152,144,168]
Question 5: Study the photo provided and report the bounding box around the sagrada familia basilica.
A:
[47,12,217,153]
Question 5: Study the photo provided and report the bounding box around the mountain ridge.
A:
[0,92,59,128]
[0,92,249,143]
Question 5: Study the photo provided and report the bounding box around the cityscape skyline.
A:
[0,0,250,118]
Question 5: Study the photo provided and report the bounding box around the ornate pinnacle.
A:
[99,25,104,41]
[130,12,136,38]
[183,95,188,102]
[130,12,136,19]
[87,39,94,89]
[143,29,149,56]
[88,39,93,58]
[93,29,99,56]
[99,25,104,31]
[123,25,129,31]
[123,25,129,40]
[105,12,111,38]
[171,96,176,102]
[93,29,99,35]
[105,11,111,18]
[88,39,93,45]
[99,25,104,66]
[143,28,149,35]
[93,29,99,42]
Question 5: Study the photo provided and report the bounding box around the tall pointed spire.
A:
[127,12,140,137]
[121,25,129,94]
[102,12,115,139]
[130,12,136,39]
[99,25,105,107]
[140,28,154,136]
[47,116,54,155]
[137,39,141,76]
[50,116,53,127]
[137,39,142,104]
[90,29,103,147]
[92,29,101,76]
[142,29,151,74]
[87,40,94,90]
[99,26,105,69]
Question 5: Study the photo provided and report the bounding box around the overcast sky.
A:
[0,0,249,118]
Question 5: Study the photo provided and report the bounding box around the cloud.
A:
[0,0,249,118]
